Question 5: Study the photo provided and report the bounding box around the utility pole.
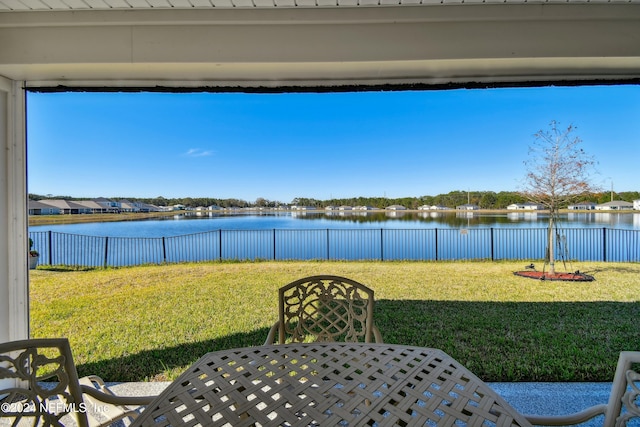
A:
[610,180,614,202]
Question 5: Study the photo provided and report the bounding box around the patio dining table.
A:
[132,342,532,427]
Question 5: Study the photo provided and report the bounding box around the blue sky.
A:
[27,85,639,204]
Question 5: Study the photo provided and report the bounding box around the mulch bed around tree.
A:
[513,270,595,281]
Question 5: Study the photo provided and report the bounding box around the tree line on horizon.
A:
[28,190,640,210]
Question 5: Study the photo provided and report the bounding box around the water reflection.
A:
[507,212,539,221]
[282,210,639,230]
[456,212,474,219]
[567,212,640,227]
[418,212,445,219]
[385,211,406,218]
[174,210,640,229]
[69,210,639,232]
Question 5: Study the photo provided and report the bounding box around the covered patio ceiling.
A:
[1,0,640,88]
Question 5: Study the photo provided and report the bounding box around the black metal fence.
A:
[28,227,640,268]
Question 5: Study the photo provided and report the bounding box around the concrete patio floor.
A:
[103,381,614,426]
[490,382,611,426]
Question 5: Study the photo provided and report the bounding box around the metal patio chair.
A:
[0,338,156,427]
[265,275,383,344]
[525,351,640,427]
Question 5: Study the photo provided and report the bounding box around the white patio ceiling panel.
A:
[1,0,639,86]
[2,0,639,9]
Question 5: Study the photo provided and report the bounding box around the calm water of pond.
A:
[30,211,640,238]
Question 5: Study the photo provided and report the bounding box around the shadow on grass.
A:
[77,327,272,382]
[35,265,101,272]
[374,300,640,382]
[77,300,639,383]
[579,265,640,275]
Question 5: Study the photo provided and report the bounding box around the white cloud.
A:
[184,148,214,157]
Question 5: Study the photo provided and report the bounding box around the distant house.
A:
[634,200,640,210]
[456,204,479,210]
[338,206,353,211]
[29,197,160,215]
[385,205,406,211]
[38,199,93,215]
[28,200,61,215]
[94,197,120,212]
[568,202,597,210]
[76,200,110,213]
[325,206,336,211]
[507,203,544,211]
[139,202,159,212]
[119,200,136,212]
[356,206,376,211]
[418,205,448,210]
[595,201,634,210]
[523,203,544,210]
[119,199,156,213]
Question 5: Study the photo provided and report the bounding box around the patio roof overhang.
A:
[1,0,640,345]
[2,3,640,88]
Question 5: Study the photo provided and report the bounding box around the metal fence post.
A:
[490,228,494,261]
[162,236,167,263]
[219,229,223,261]
[104,236,109,268]
[380,228,384,261]
[603,227,607,262]
[273,229,276,260]
[435,228,438,261]
[47,230,52,265]
[327,229,330,260]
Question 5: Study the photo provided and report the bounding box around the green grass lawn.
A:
[29,260,640,383]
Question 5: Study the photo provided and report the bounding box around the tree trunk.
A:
[547,213,555,275]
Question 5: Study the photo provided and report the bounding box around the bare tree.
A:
[521,121,598,275]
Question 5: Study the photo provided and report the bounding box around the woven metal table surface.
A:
[132,343,532,427]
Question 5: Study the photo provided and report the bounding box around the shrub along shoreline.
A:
[29,260,640,383]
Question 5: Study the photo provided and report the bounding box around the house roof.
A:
[38,199,91,210]
[28,200,58,209]
[597,201,634,207]
[75,200,105,209]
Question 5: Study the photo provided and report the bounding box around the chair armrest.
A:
[524,404,607,426]
[372,325,383,343]
[80,385,157,406]
[264,321,280,345]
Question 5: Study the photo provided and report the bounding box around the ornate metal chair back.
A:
[0,338,89,427]
[273,275,382,344]
[604,351,640,427]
